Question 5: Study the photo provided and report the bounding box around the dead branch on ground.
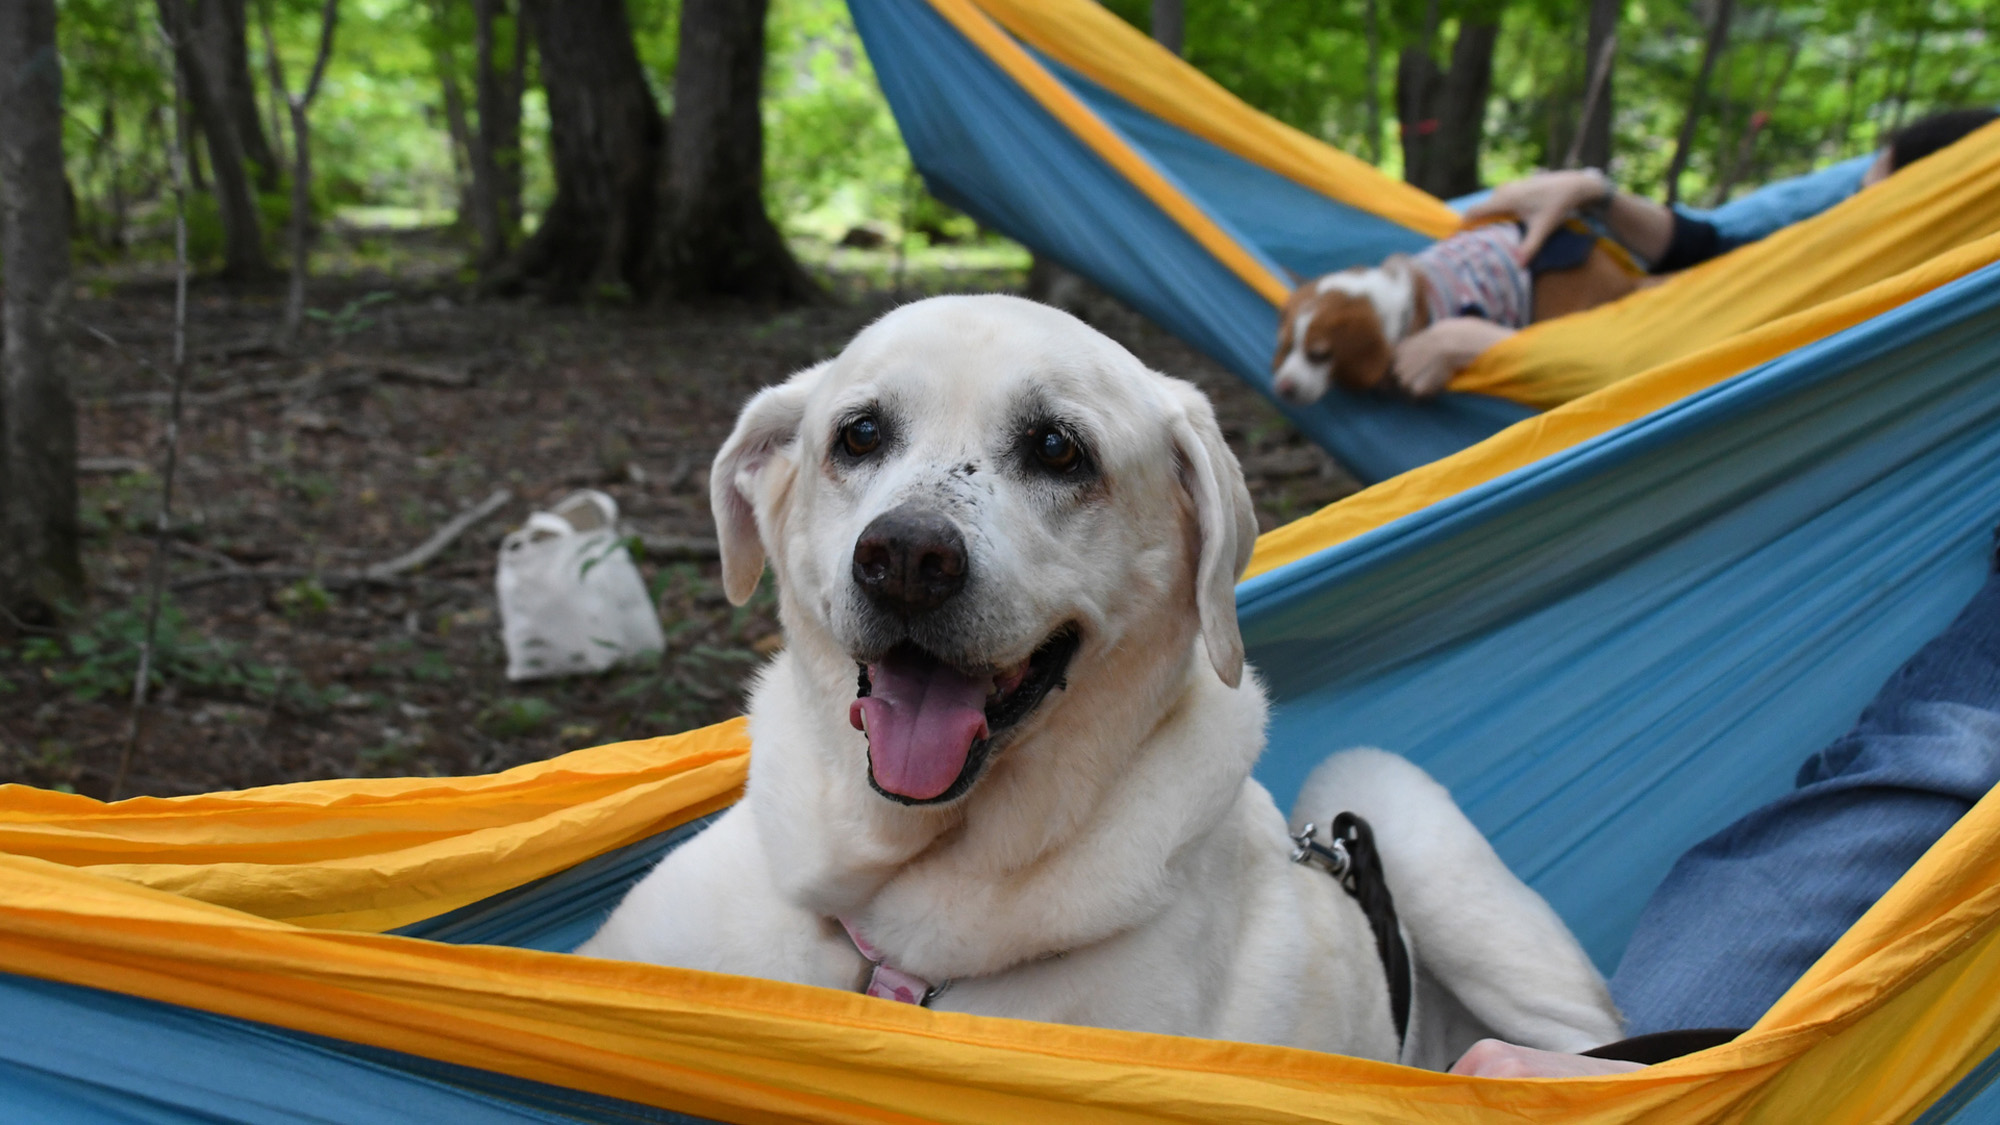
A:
[103,353,474,408]
[638,533,722,561]
[171,488,513,591]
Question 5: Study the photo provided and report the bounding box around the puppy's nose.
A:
[852,506,968,613]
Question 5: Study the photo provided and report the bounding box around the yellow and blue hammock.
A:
[847,0,2000,481]
[6,230,2000,1121]
[10,4,2000,1121]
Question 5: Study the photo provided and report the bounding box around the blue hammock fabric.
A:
[11,253,2000,1122]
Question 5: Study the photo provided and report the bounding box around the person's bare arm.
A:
[1450,1039,1646,1078]
[1392,317,1515,397]
[1601,183,1675,265]
[1462,170,1675,265]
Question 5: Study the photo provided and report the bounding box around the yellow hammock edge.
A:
[952,0,1460,239]
[0,719,752,931]
[1,783,1999,1123]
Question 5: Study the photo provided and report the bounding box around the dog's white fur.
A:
[580,295,1620,1067]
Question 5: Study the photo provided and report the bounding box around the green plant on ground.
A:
[305,290,397,340]
[367,636,459,684]
[612,623,759,733]
[10,601,330,713]
[273,578,335,618]
[79,469,161,537]
[3,739,79,794]
[477,696,559,738]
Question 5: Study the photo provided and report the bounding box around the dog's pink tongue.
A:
[848,652,990,800]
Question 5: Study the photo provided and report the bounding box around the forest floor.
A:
[0,228,1359,800]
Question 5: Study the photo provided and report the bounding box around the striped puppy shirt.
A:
[1409,223,1533,330]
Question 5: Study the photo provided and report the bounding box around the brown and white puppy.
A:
[1271,231,1646,404]
[1272,261,1431,402]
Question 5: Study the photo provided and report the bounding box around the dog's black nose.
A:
[853,506,968,613]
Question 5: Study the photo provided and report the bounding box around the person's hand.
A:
[1461,169,1611,264]
[1391,317,1515,397]
[1450,1039,1646,1078]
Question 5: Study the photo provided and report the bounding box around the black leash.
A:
[1291,812,1413,1045]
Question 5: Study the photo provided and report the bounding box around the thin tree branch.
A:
[117,22,195,801]
[298,0,340,106]
[1710,34,1800,205]
[262,0,341,345]
[1563,32,1618,169]
[1664,0,1733,206]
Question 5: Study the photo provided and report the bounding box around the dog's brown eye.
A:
[1033,426,1080,472]
[1306,346,1331,364]
[841,416,882,457]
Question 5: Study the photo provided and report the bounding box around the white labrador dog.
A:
[581,295,1620,1068]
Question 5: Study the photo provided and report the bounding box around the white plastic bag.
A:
[496,490,665,681]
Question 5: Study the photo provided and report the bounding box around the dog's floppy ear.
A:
[1165,379,1258,688]
[710,365,822,605]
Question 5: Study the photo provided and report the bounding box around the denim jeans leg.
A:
[1610,568,2000,1035]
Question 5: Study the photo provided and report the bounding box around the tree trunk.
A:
[1664,0,1733,206]
[1395,47,1441,190]
[656,0,817,302]
[1150,0,1183,57]
[1887,22,1925,132]
[159,0,272,279]
[1397,9,1496,199]
[1574,0,1620,170]
[210,0,280,190]
[503,0,662,301]
[1834,22,1863,154]
[435,30,476,232]
[1363,0,1382,164]
[1429,19,1498,198]
[1710,6,1775,189]
[470,0,525,265]
[0,0,83,615]
[1395,0,1442,190]
[1710,37,1799,205]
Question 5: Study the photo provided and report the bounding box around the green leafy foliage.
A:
[1099,0,1998,200]
[763,0,917,239]
[55,0,2000,266]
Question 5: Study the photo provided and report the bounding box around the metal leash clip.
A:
[1289,821,1351,881]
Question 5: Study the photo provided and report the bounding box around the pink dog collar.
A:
[838,918,950,1006]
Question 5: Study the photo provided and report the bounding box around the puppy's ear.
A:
[1165,379,1258,688]
[710,365,821,605]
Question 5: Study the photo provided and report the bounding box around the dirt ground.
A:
[0,232,1359,800]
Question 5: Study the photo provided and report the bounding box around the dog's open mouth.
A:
[848,627,1079,805]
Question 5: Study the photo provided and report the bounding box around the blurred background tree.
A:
[33,0,2000,288]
